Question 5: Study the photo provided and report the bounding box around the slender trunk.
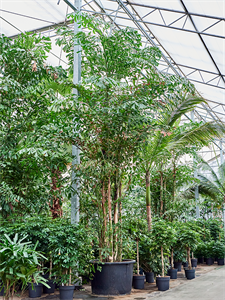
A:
[107,177,113,262]
[137,238,139,275]
[145,169,152,230]
[101,182,107,252]
[171,248,174,269]
[161,246,164,277]
[50,254,52,279]
[160,165,163,216]
[163,180,166,215]
[113,183,119,261]
[172,158,176,204]
[187,247,192,270]
[69,267,71,285]
[118,181,123,262]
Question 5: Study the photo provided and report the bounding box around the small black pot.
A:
[174,261,182,271]
[168,268,177,279]
[198,257,204,264]
[43,280,55,294]
[59,285,75,300]
[145,271,154,283]
[133,275,145,289]
[183,261,188,269]
[28,283,43,298]
[156,276,170,291]
[217,258,224,265]
[205,257,214,265]
[191,258,197,268]
[185,269,195,280]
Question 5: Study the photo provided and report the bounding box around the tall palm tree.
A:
[141,94,225,230]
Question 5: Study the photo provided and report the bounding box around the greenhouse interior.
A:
[1,0,225,299]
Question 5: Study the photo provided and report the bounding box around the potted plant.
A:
[42,253,56,294]
[179,223,201,280]
[151,219,175,291]
[203,241,215,265]
[168,226,178,279]
[0,234,49,300]
[213,241,225,265]
[56,11,167,296]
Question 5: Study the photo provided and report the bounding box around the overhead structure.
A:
[1,0,225,164]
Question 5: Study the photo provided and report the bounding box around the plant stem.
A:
[171,247,174,269]
[161,246,164,277]
[107,177,113,262]
[187,247,192,270]
[145,169,152,231]
[137,238,139,275]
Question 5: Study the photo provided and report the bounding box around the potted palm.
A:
[56,11,169,296]
[179,223,201,280]
[151,219,175,291]
[0,234,49,300]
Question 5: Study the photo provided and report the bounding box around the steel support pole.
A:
[191,111,200,218]
[71,0,81,224]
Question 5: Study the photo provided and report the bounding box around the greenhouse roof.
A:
[1,0,225,162]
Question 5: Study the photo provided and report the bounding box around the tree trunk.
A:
[137,238,139,275]
[118,181,123,262]
[160,164,163,216]
[49,166,63,219]
[113,183,119,261]
[161,246,164,277]
[171,247,174,269]
[187,247,192,270]
[101,182,107,253]
[145,169,152,230]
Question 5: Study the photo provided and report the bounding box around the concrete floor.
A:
[150,266,225,300]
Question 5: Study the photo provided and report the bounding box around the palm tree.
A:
[141,94,225,230]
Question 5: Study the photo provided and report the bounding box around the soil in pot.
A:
[217,258,224,265]
[145,272,154,283]
[43,280,55,294]
[133,275,145,289]
[91,259,135,295]
[59,285,75,300]
[28,283,43,298]
[156,276,170,291]
[205,258,214,265]
[185,269,195,280]
[174,261,182,272]
[191,258,197,268]
[168,268,178,279]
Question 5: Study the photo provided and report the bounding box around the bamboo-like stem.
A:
[113,182,119,261]
[107,177,113,262]
[161,246,164,277]
[101,182,107,252]
[50,254,52,279]
[69,267,71,286]
[146,169,152,231]
[118,181,123,262]
[136,238,139,275]
[171,248,174,269]
[187,247,192,270]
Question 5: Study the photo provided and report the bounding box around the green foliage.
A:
[0,234,48,300]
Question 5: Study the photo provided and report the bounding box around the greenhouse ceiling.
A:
[0,0,225,163]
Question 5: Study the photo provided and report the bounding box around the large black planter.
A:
[185,269,195,280]
[28,283,43,298]
[91,259,135,295]
[133,275,145,289]
[156,277,170,291]
[205,257,214,265]
[191,258,197,268]
[174,261,182,271]
[43,280,55,294]
[168,268,178,279]
[183,261,188,269]
[217,258,224,265]
[145,272,154,283]
[59,285,75,300]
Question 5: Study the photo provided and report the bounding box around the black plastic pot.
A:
[28,283,43,298]
[198,257,204,264]
[205,257,214,265]
[191,258,197,268]
[0,282,4,296]
[182,261,188,269]
[185,269,195,280]
[59,285,75,300]
[168,268,177,279]
[43,280,55,294]
[156,276,170,291]
[174,261,182,271]
[133,275,145,289]
[91,259,135,295]
[217,258,224,265]
[145,272,154,283]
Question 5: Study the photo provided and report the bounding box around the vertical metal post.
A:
[71,0,81,224]
[220,139,225,232]
[191,111,200,218]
